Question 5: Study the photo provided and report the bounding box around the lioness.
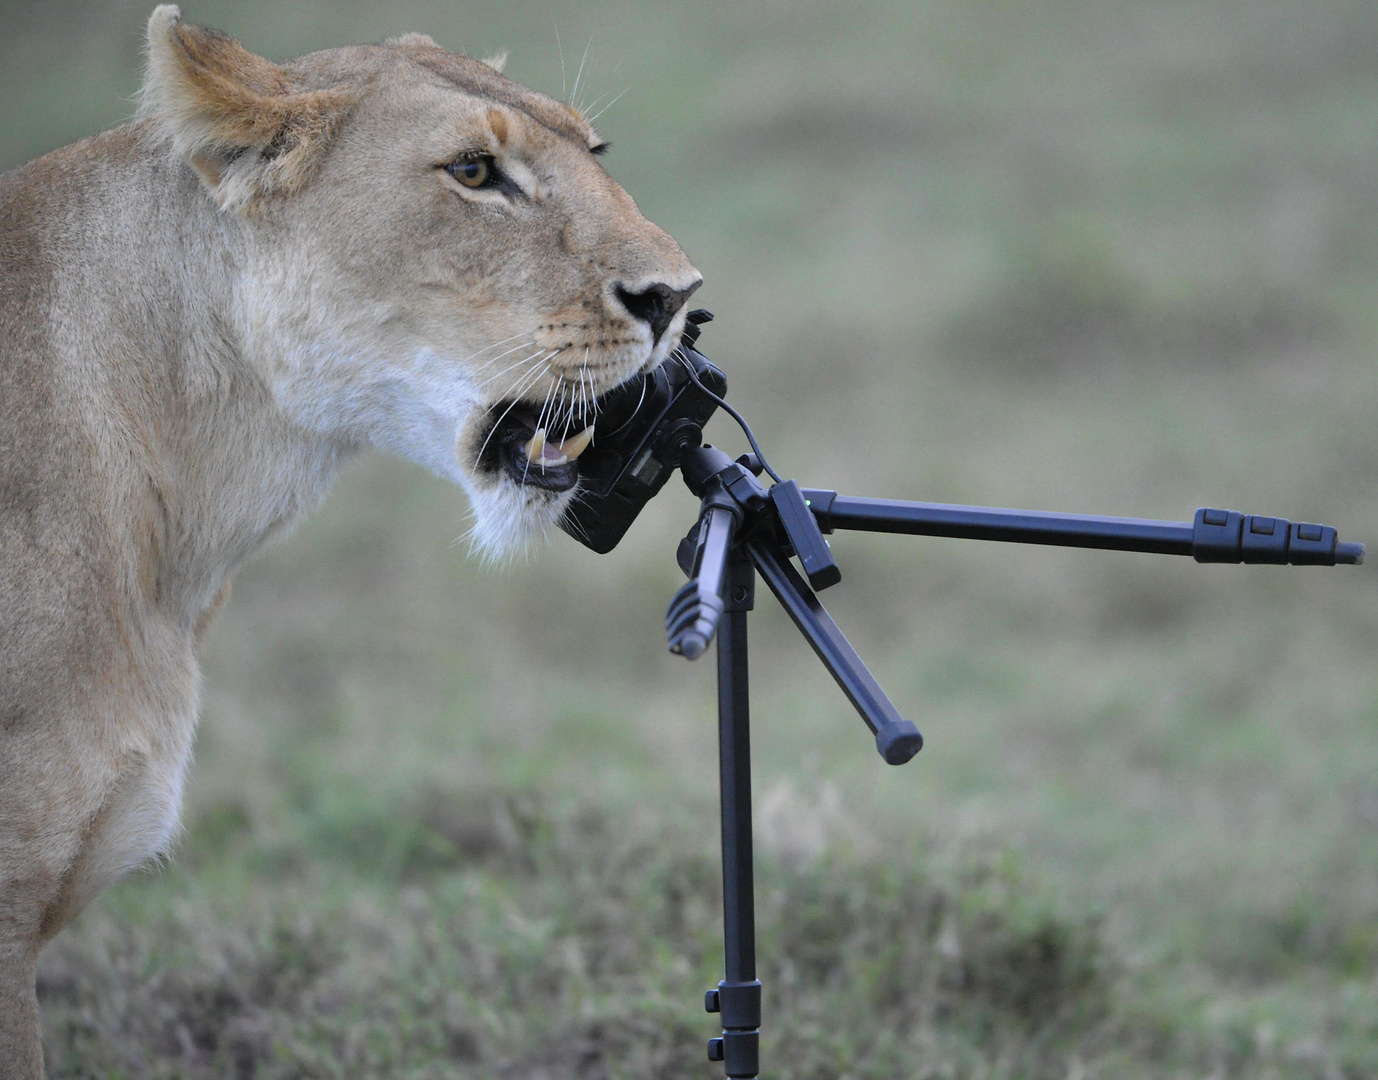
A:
[0,7,700,1075]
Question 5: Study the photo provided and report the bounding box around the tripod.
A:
[664,441,1364,1079]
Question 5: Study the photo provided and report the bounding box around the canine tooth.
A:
[524,428,547,463]
[558,426,595,460]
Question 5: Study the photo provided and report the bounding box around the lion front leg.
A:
[0,806,67,1080]
[0,760,59,1080]
[0,938,43,1080]
[0,690,196,1079]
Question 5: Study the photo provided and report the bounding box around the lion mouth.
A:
[475,402,598,492]
[474,363,658,494]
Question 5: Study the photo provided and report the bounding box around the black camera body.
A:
[560,321,725,554]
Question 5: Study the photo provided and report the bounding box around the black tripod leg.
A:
[705,549,762,1078]
[748,540,923,765]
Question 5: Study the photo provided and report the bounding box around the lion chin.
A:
[0,6,700,1075]
[464,480,580,563]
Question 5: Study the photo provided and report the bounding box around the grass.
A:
[24,786,1168,1078]
[34,782,1378,1077]
[4,0,1378,1075]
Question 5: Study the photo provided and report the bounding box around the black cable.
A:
[673,348,785,485]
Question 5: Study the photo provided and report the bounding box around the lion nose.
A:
[615,280,702,345]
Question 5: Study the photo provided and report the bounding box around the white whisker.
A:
[606,373,647,441]
[453,331,539,372]
[472,357,554,467]
[535,377,557,437]
[582,91,610,118]
[588,86,630,124]
[561,508,593,546]
[582,347,590,413]
[570,35,593,110]
[478,348,551,389]
[523,378,561,486]
[468,330,534,355]
[470,338,542,374]
[554,22,567,102]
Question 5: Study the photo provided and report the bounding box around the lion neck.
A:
[39,122,354,634]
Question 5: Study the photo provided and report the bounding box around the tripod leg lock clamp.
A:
[770,480,842,591]
[705,980,762,1026]
[706,981,762,1075]
[706,1032,759,1075]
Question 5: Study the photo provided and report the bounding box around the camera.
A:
[559,311,725,553]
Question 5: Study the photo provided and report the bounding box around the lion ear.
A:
[140,5,356,211]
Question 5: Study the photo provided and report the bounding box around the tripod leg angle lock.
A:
[557,318,1364,1079]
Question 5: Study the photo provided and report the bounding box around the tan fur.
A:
[0,7,699,1075]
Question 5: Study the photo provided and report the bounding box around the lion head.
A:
[140,6,701,555]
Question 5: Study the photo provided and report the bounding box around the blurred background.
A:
[10,1,1378,1076]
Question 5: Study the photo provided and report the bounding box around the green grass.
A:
[7,0,1378,1075]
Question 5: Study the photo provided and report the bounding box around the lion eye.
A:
[446,155,496,189]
